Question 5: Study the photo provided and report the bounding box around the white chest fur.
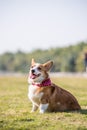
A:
[28,85,44,106]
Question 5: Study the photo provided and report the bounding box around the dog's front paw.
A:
[39,110,45,114]
[39,103,49,114]
[30,110,35,113]
[30,104,38,113]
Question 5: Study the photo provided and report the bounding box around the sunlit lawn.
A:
[0,75,87,130]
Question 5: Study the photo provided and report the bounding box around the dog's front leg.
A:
[31,103,38,113]
[39,103,49,114]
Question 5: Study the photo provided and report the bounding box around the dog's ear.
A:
[31,58,35,66]
[43,61,53,71]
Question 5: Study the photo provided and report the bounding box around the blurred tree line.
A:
[0,42,87,73]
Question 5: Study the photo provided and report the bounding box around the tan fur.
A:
[28,59,81,112]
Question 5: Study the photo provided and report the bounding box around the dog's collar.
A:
[32,78,52,87]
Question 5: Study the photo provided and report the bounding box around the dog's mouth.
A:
[30,73,41,79]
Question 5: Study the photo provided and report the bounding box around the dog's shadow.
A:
[66,109,87,115]
[55,109,87,115]
[80,109,87,115]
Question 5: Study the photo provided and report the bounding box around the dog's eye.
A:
[31,65,35,68]
[38,67,41,70]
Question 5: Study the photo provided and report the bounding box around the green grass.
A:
[0,75,87,130]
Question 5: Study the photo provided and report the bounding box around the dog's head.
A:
[28,58,53,84]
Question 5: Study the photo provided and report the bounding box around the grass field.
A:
[0,75,87,130]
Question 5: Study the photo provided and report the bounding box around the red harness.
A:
[32,78,52,87]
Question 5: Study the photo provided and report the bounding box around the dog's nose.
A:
[31,69,35,73]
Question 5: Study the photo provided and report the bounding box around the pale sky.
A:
[0,0,87,53]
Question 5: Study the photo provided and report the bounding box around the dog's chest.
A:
[28,85,44,104]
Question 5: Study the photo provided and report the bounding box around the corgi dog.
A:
[28,59,81,113]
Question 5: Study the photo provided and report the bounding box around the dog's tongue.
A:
[30,74,37,79]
